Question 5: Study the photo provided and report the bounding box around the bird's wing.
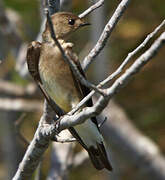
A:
[66,49,99,128]
[26,41,42,83]
[26,41,65,116]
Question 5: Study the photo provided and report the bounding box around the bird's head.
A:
[43,12,90,42]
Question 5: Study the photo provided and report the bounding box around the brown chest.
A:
[38,43,81,112]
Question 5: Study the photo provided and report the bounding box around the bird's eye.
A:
[68,19,75,25]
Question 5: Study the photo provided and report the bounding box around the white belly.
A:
[74,119,103,148]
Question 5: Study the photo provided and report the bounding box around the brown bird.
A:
[26,12,112,171]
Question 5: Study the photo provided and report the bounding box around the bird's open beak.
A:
[79,22,91,27]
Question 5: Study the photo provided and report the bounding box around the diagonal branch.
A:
[82,0,131,71]
[12,101,56,180]
[68,19,165,115]
[102,19,165,84]
[58,31,165,131]
[79,0,104,19]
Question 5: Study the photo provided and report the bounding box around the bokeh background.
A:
[0,0,165,179]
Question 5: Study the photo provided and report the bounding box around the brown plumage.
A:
[26,12,112,171]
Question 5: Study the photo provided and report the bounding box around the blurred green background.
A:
[1,0,165,179]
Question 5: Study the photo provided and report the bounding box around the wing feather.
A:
[66,50,98,127]
[26,41,65,116]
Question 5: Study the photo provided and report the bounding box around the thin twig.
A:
[79,0,104,19]
[16,132,30,146]
[106,32,165,97]
[82,0,131,70]
[98,116,107,128]
[101,19,165,84]
[15,113,29,146]
[15,113,27,129]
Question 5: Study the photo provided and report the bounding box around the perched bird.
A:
[26,12,112,171]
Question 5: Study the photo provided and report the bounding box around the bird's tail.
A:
[69,120,112,171]
[87,142,112,171]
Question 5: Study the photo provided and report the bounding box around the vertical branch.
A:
[47,0,61,15]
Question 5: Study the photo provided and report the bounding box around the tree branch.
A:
[102,19,165,84]
[68,20,165,115]
[12,101,56,180]
[0,98,42,112]
[0,80,39,98]
[58,31,165,131]
[79,0,104,19]
[82,0,131,70]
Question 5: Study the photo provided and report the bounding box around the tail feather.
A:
[87,143,112,171]
[88,146,104,170]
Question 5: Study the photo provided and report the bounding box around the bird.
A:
[26,12,112,171]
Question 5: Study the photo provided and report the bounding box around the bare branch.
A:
[68,20,165,115]
[0,98,42,112]
[79,0,104,19]
[101,19,165,84]
[12,101,56,180]
[59,31,165,131]
[106,32,165,97]
[82,0,131,70]
[0,80,38,98]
